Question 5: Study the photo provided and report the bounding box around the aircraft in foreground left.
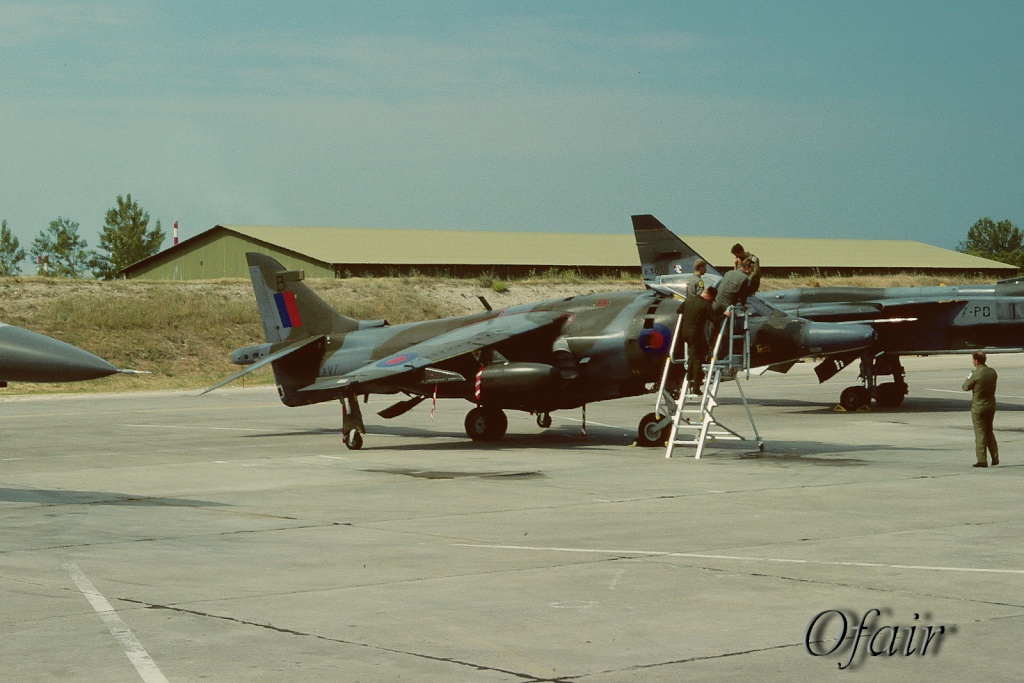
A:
[0,322,131,386]
[204,250,875,449]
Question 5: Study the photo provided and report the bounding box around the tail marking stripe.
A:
[274,291,303,329]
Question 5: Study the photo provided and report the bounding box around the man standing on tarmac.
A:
[963,351,999,468]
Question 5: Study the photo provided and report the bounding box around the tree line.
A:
[0,194,165,278]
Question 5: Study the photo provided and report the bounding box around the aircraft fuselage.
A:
[763,282,1024,355]
[262,289,875,414]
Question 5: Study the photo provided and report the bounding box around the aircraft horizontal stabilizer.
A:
[200,335,326,395]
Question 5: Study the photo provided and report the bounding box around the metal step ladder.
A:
[655,306,764,459]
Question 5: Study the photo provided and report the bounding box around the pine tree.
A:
[31,217,91,277]
[92,194,166,279]
[0,220,27,276]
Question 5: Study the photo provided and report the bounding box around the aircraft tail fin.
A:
[631,214,722,283]
[246,252,360,343]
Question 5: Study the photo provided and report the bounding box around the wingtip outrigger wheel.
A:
[344,429,363,450]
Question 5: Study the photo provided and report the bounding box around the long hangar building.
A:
[120,224,1016,280]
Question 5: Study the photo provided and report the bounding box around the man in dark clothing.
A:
[713,258,753,316]
[963,350,999,467]
[682,285,716,394]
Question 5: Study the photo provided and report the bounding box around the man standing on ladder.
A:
[686,258,708,298]
[682,285,716,395]
[713,258,754,318]
[731,243,761,294]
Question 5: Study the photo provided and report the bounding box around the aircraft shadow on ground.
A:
[738,395,1024,415]
[0,488,228,507]
[237,423,921,463]
[678,439,923,466]
[243,422,633,451]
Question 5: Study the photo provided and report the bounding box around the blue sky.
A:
[1,1,1021,259]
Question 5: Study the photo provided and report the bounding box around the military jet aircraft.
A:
[0,322,124,386]
[203,251,874,449]
[632,214,1024,410]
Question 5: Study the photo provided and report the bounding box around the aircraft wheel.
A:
[536,412,553,429]
[875,382,906,408]
[465,407,508,441]
[636,412,670,447]
[839,386,870,411]
[344,429,363,450]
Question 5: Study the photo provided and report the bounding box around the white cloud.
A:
[0,1,141,47]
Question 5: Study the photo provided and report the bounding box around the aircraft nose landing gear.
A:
[637,412,671,447]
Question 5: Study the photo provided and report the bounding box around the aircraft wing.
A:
[785,298,965,322]
[302,309,569,393]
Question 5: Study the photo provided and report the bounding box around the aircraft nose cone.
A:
[801,322,876,355]
[0,324,119,383]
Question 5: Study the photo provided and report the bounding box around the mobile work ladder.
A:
[652,306,764,459]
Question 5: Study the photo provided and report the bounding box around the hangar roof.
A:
[218,225,1012,271]
[120,224,1017,279]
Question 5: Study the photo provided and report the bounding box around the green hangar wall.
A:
[123,227,336,280]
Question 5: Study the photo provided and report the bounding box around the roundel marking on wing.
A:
[376,352,419,368]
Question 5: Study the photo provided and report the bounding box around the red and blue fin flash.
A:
[274,291,303,329]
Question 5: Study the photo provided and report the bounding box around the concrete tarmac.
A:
[2,355,1023,682]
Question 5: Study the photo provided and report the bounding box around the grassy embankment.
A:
[0,271,998,395]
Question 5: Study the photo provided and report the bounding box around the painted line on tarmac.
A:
[455,543,1024,575]
[63,561,169,683]
[559,416,631,430]
[928,388,1024,400]
[122,423,265,432]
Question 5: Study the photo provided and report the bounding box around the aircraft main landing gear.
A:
[465,406,508,441]
[838,353,908,410]
[839,385,870,411]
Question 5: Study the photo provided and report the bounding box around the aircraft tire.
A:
[536,412,553,429]
[637,412,670,447]
[839,386,870,411]
[465,407,508,441]
[875,382,906,408]
[344,429,363,450]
